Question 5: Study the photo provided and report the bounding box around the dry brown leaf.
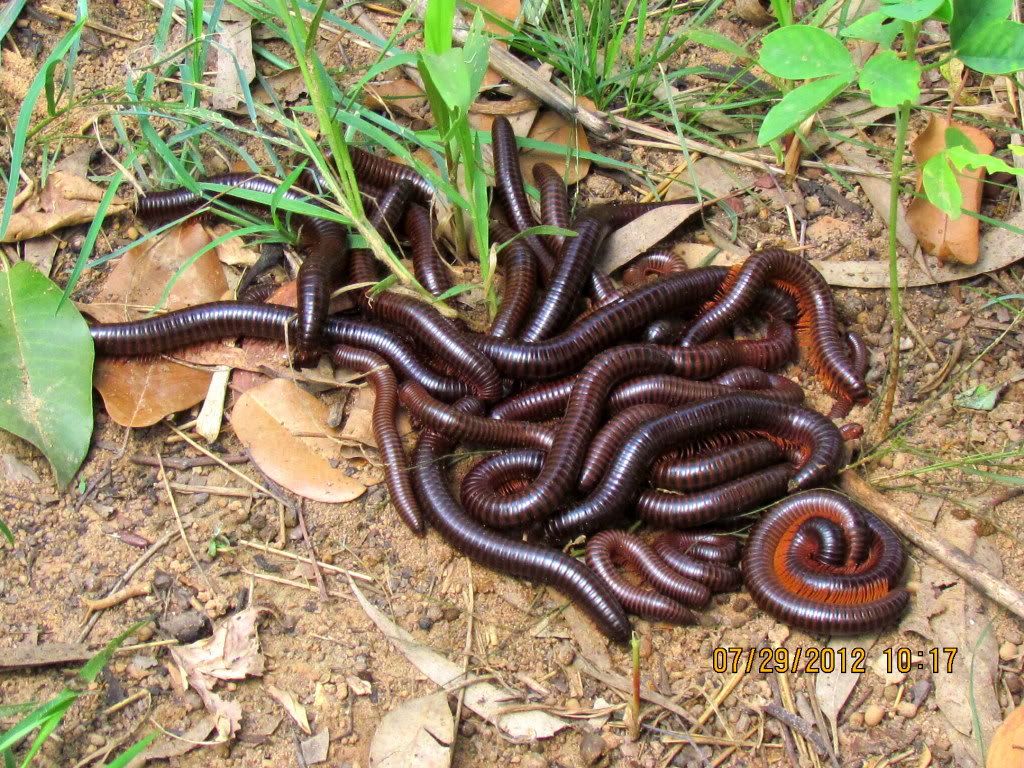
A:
[519,98,596,185]
[350,580,570,740]
[815,636,876,730]
[87,222,230,425]
[208,222,259,266]
[128,715,218,766]
[339,386,377,448]
[596,202,705,274]
[209,4,256,112]
[167,606,264,739]
[361,79,427,118]
[230,378,366,503]
[734,0,774,25]
[1,170,129,243]
[906,116,994,265]
[253,69,308,104]
[267,685,311,735]
[988,704,1024,768]
[369,692,454,768]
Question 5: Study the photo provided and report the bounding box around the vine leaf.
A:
[0,262,93,487]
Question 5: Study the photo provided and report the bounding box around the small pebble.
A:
[897,701,919,719]
[579,731,606,765]
[1000,641,1018,661]
[87,733,105,747]
[849,712,864,728]
[864,704,885,727]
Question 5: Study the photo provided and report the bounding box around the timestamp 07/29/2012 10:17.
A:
[711,646,960,675]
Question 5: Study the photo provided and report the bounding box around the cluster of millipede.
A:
[88,116,910,640]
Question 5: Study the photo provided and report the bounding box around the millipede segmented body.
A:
[742,490,909,635]
[84,132,894,642]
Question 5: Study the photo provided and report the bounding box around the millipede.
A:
[83,115,906,640]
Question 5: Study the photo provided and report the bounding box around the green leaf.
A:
[423,0,456,54]
[0,0,28,46]
[0,263,93,488]
[880,0,946,21]
[421,49,474,115]
[841,11,900,45]
[757,73,852,145]
[0,518,11,546]
[950,0,1011,44]
[945,126,978,152]
[102,734,158,768]
[923,153,963,218]
[947,145,1024,176]
[858,50,920,107]
[759,25,853,80]
[684,28,750,61]
[461,11,492,102]
[955,384,1000,411]
[954,17,1024,74]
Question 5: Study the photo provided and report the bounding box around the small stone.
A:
[554,643,575,666]
[864,704,885,727]
[183,690,203,712]
[849,712,864,728]
[731,596,749,613]
[897,701,919,719]
[426,605,443,622]
[899,336,914,352]
[579,731,606,765]
[87,733,105,747]
[1000,641,1018,661]
[417,614,434,631]
[159,611,213,644]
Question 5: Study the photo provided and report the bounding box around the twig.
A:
[842,471,1024,622]
[158,454,217,596]
[130,453,248,470]
[762,703,832,758]
[237,538,374,581]
[296,500,329,600]
[766,673,800,768]
[82,582,152,616]
[39,4,143,41]
[76,531,175,643]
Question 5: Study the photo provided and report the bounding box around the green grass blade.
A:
[101,733,158,768]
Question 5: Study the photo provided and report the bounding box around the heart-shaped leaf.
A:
[0,262,93,487]
[859,50,920,107]
[759,26,853,79]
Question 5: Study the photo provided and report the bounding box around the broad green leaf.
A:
[858,51,920,107]
[947,145,1024,176]
[950,0,1011,44]
[841,11,900,45]
[955,17,1024,75]
[757,73,851,145]
[461,11,491,102]
[423,0,455,54]
[421,48,475,115]
[684,28,750,61]
[0,263,93,488]
[955,384,999,411]
[933,0,953,21]
[880,0,946,21]
[945,126,978,152]
[922,153,963,218]
[759,26,853,79]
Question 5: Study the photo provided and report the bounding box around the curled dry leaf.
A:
[208,222,260,266]
[988,704,1024,768]
[361,79,427,119]
[167,606,265,739]
[87,222,229,426]
[369,692,454,768]
[1,171,130,243]
[267,685,311,735]
[209,4,256,112]
[350,580,570,740]
[230,377,366,503]
[733,0,774,25]
[596,201,706,274]
[906,116,994,266]
[519,97,597,185]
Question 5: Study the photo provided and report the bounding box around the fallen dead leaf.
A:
[230,378,366,503]
[209,4,256,112]
[128,715,218,766]
[167,606,264,739]
[208,222,260,266]
[519,98,596,184]
[596,201,706,274]
[734,0,774,25]
[268,685,311,735]
[361,79,427,119]
[339,386,377,448]
[301,728,330,765]
[87,222,228,426]
[815,636,876,731]
[1,170,129,243]
[253,68,308,104]
[350,579,570,740]
[906,116,994,265]
[369,692,454,768]
[836,143,918,255]
[988,704,1024,768]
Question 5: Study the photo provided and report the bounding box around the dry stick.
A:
[130,453,248,470]
[158,454,218,596]
[841,471,1024,622]
[76,530,175,643]
[296,500,329,600]
[762,704,832,759]
[237,538,374,581]
[82,582,152,616]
